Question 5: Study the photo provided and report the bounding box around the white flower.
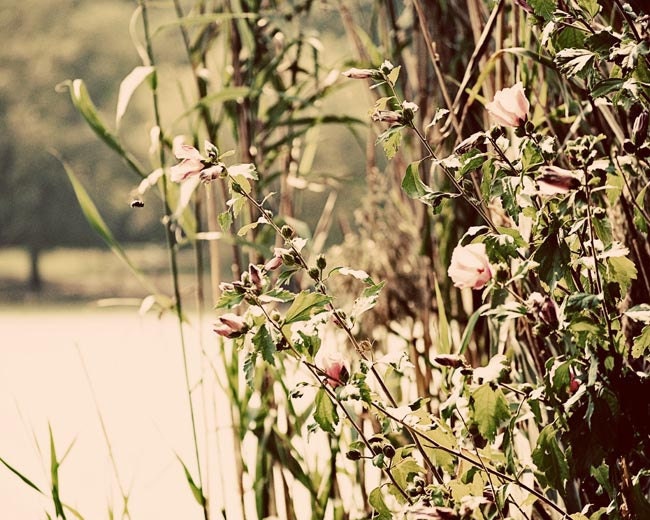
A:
[486,82,530,127]
[448,242,493,290]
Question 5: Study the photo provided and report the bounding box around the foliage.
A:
[4,1,650,519]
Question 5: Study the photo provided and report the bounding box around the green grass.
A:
[0,245,204,305]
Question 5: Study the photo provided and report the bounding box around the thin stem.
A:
[139,3,208,519]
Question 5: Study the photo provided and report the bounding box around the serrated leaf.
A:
[116,66,154,129]
[392,458,425,490]
[529,0,557,20]
[607,255,637,293]
[284,291,331,324]
[217,211,233,231]
[578,0,600,17]
[566,292,602,312]
[215,290,245,309]
[378,126,403,160]
[471,384,511,442]
[350,281,385,320]
[555,48,595,77]
[624,304,650,323]
[632,324,650,358]
[314,388,338,434]
[243,350,258,388]
[253,325,275,365]
[532,424,569,491]
[421,425,457,471]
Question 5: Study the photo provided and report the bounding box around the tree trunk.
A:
[28,246,42,292]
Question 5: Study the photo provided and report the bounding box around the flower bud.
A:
[264,254,283,271]
[569,374,580,394]
[281,225,295,239]
[382,444,396,458]
[213,313,247,338]
[371,110,402,124]
[308,267,320,281]
[316,254,327,270]
[346,449,362,461]
[536,165,582,196]
[433,354,466,368]
[342,67,377,79]
[249,264,264,291]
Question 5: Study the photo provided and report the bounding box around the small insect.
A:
[130,198,144,208]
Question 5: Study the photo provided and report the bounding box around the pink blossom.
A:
[170,143,206,183]
[263,253,283,271]
[536,165,582,195]
[448,242,493,290]
[213,313,247,338]
[486,82,530,127]
[318,351,349,388]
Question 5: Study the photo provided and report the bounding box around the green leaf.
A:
[470,384,510,442]
[215,290,245,309]
[314,388,338,434]
[391,457,425,490]
[378,126,403,160]
[532,424,569,491]
[217,211,233,231]
[534,232,570,289]
[368,487,392,520]
[577,0,600,18]
[295,331,321,358]
[0,456,43,494]
[115,66,154,129]
[624,304,650,323]
[243,350,258,389]
[387,65,401,87]
[350,281,385,321]
[421,424,457,472]
[48,424,66,519]
[632,324,650,358]
[529,0,557,20]
[634,183,649,233]
[176,455,206,507]
[591,78,626,99]
[253,325,276,366]
[521,140,544,173]
[555,48,595,78]
[566,292,603,312]
[607,255,637,293]
[284,291,331,324]
[60,158,161,297]
[58,79,144,177]
[402,160,427,198]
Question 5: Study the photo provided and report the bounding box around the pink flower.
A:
[263,253,283,271]
[448,243,493,290]
[318,351,349,388]
[536,165,582,195]
[170,143,206,183]
[486,82,530,127]
[213,313,247,338]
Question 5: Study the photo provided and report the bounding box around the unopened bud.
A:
[316,255,327,270]
[346,449,362,461]
[433,354,466,368]
[264,254,283,271]
[371,110,402,124]
[382,444,396,458]
[341,67,377,79]
[281,225,295,239]
[308,267,320,281]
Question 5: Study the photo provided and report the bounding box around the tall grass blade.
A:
[116,66,155,130]
[0,455,44,494]
[48,424,66,519]
[57,79,145,178]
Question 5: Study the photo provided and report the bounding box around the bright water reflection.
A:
[0,306,240,519]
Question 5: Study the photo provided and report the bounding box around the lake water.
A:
[0,306,244,519]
